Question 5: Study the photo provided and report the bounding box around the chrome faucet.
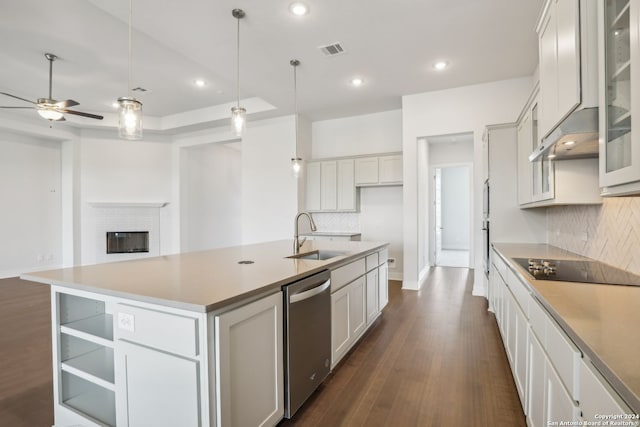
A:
[294,212,317,254]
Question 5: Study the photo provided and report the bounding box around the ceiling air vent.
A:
[319,42,345,57]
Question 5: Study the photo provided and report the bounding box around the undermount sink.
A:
[287,250,348,261]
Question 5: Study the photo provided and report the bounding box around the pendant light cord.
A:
[128,0,133,98]
[294,63,298,157]
[236,14,240,109]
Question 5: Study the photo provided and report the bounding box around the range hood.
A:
[529,107,599,161]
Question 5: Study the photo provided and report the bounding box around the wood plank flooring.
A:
[279,267,526,426]
[0,277,53,427]
[0,267,525,427]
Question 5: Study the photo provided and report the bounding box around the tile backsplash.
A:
[548,197,640,275]
[311,212,360,232]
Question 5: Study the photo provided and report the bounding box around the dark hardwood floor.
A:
[0,267,525,427]
[0,277,53,427]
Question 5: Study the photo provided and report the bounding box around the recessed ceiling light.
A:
[563,140,576,146]
[351,77,364,87]
[433,61,448,71]
[194,79,207,88]
[289,2,309,16]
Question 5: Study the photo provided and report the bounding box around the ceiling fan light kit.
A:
[231,8,246,137]
[118,0,143,140]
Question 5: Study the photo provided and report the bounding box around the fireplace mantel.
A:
[88,202,169,208]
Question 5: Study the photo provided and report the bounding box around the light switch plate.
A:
[118,312,135,332]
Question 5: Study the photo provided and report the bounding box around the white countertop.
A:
[22,239,387,313]
[493,243,640,414]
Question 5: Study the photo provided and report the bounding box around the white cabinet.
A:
[331,275,366,368]
[547,359,581,425]
[378,262,389,311]
[355,154,403,186]
[215,292,284,427]
[528,331,547,427]
[306,162,321,211]
[337,159,356,210]
[365,269,379,325]
[114,303,204,427]
[579,358,634,423]
[599,0,640,195]
[306,160,357,212]
[355,157,379,185]
[321,161,338,210]
[517,87,602,209]
[379,155,403,184]
[537,0,597,138]
[116,341,200,427]
[53,290,117,427]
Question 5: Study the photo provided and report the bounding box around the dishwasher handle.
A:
[290,279,331,304]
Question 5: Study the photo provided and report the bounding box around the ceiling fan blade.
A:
[0,106,35,109]
[0,92,36,104]
[62,109,104,120]
[56,99,79,109]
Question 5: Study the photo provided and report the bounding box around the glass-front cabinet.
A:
[530,104,555,202]
[599,0,640,193]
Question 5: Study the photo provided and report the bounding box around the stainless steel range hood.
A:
[529,107,599,161]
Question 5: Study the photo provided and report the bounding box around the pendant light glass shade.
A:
[118,97,143,140]
[231,9,246,137]
[231,106,246,137]
[118,0,143,140]
[291,157,303,178]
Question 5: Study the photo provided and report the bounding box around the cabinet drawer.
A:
[546,314,581,401]
[366,253,379,272]
[579,359,632,422]
[492,251,508,280]
[529,296,547,344]
[378,248,388,266]
[331,258,366,292]
[115,304,199,358]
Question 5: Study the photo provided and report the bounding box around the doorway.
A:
[433,164,471,268]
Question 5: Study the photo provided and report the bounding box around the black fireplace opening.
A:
[106,231,150,254]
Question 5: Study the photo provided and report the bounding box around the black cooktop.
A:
[513,258,640,287]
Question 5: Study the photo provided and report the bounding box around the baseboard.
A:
[388,272,403,281]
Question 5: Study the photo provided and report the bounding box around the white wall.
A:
[311,110,404,279]
[79,133,175,265]
[0,132,62,277]
[312,110,402,158]
[402,77,534,293]
[241,116,299,244]
[440,166,470,250]
[181,142,242,252]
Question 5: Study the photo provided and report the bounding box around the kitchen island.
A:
[490,243,640,425]
[22,239,389,427]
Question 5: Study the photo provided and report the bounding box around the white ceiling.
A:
[0,0,543,130]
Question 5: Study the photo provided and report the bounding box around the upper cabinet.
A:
[537,0,598,138]
[599,0,640,195]
[306,153,402,212]
[355,154,403,186]
[306,159,357,212]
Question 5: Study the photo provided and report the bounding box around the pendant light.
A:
[231,9,246,137]
[117,0,143,140]
[290,59,303,178]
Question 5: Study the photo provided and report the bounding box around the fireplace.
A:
[106,231,150,254]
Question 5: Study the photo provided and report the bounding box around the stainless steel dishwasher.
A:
[283,269,331,418]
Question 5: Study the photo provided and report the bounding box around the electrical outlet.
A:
[36,254,44,262]
[580,231,588,242]
[118,312,135,332]
[388,257,396,268]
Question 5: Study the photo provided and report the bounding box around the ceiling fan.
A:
[0,53,103,122]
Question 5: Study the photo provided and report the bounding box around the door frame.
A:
[428,162,474,267]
